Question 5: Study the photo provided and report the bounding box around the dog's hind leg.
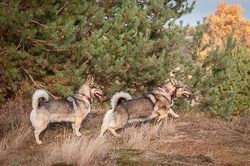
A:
[107,119,126,138]
[107,118,127,138]
[100,125,108,137]
[100,109,113,137]
[74,116,83,136]
[108,126,122,138]
[34,122,49,144]
[106,108,128,138]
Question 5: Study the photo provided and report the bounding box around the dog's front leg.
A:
[74,116,83,136]
[157,109,168,121]
[166,108,180,118]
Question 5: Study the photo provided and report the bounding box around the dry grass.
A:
[0,124,32,160]
[122,123,160,150]
[46,135,111,166]
[121,119,176,151]
[0,97,175,165]
[0,97,33,164]
[0,97,249,165]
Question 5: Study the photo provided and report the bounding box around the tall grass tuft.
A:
[0,97,33,164]
[46,134,111,166]
[121,119,175,151]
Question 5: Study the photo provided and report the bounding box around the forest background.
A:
[0,0,250,120]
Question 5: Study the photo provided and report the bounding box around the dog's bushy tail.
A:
[100,92,132,137]
[110,91,132,110]
[32,89,49,110]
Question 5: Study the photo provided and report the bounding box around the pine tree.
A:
[182,22,250,120]
[0,0,195,103]
[190,2,250,120]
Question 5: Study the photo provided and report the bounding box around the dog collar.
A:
[79,93,92,104]
[162,87,172,96]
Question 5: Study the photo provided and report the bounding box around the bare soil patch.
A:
[155,115,250,165]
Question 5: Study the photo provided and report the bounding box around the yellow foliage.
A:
[200,2,250,59]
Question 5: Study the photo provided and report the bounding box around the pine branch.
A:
[206,47,230,73]
[193,46,231,88]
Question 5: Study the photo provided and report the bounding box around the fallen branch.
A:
[18,67,58,99]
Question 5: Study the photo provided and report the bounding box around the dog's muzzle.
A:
[182,93,190,98]
[94,93,102,99]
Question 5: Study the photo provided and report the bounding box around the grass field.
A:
[1,97,250,166]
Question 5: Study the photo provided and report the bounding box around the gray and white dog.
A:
[30,76,104,144]
[100,77,193,137]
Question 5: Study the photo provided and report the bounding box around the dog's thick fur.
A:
[100,77,193,137]
[30,77,104,144]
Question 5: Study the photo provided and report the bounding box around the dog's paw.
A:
[36,140,43,144]
[173,114,180,118]
[157,117,162,122]
[76,132,82,137]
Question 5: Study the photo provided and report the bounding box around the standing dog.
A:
[30,76,104,144]
[100,77,193,137]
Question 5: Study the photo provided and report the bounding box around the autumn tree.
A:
[200,2,250,58]
[183,3,250,120]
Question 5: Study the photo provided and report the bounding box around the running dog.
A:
[100,77,192,137]
[30,76,104,144]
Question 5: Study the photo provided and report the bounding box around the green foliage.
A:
[0,0,195,103]
[209,44,250,119]
[183,23,250,120]
[1,0,249,120]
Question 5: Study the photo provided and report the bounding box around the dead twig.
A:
[16,39,23,50]
[18,67,58,99]
[80,59,90,68]
[30,20,48,28]
[43,48,70,52]
[56,1,68,15]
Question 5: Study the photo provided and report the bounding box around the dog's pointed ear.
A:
[164,78,170,83]
[86,76,94,85]
[88,76,94,85]
[169,76,179,87]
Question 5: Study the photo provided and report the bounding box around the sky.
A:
[178,0,250,26]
